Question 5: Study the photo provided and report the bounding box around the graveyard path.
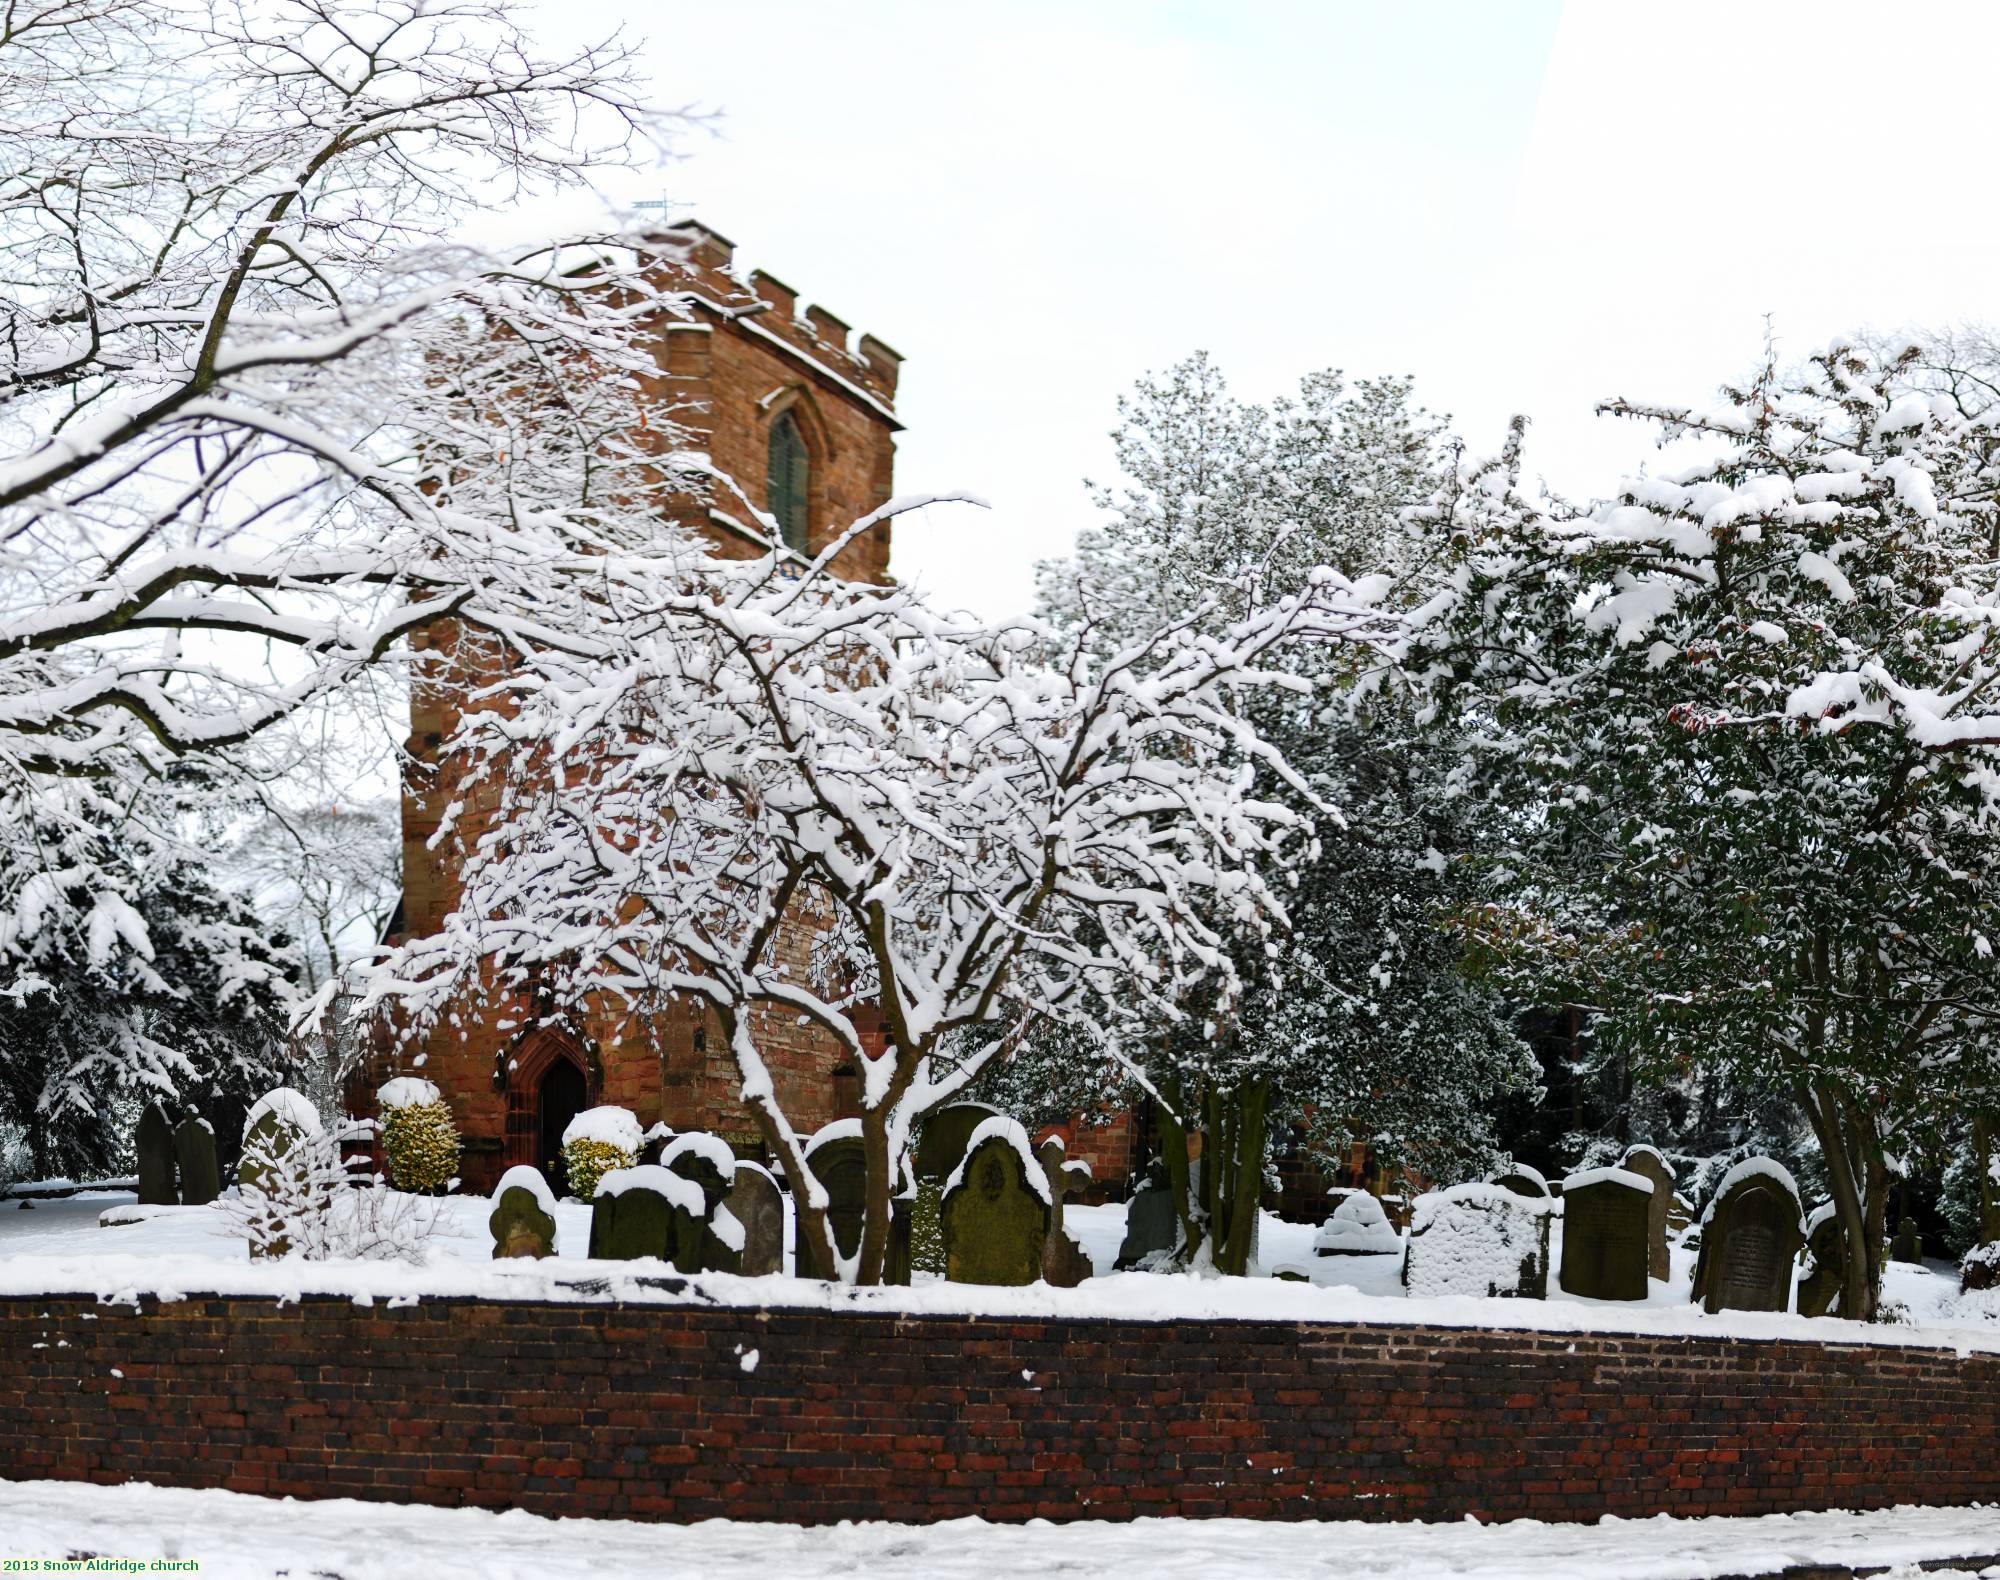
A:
[2,1479,1998,1580]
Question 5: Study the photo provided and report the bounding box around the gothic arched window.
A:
[766,411,810,553]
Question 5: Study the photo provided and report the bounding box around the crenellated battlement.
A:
[647,220,903,413]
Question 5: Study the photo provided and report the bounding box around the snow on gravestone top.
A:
[594,1164,705,1216]
[242,1087,323,1141]
[1312,1191,1403,1256]
[943,1116,1052,1206]
[1698,1157,1806,1232]
[561,1105,644,1154]
[660,1132,738,1176]
[1411,1181,1557,1234]
[1405,1184,1553,1299]
[1621,1144,1676,1179]
[1562,1165,1654,1196]
[1492,1160,1550,1196]
[803,1117,862,1157]
[490,1165,558,1213]
[376,1077,442,1110]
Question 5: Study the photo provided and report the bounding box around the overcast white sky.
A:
[527,0,2000,619]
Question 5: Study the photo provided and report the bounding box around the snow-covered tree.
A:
[0,0,703,905]
[1414,341,2000,1319]
[352,509,1399,1284]
[0,784,297,1177]
[230,801,400,993]
[1016,355,1531,1272]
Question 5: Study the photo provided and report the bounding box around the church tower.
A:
[379,222,905,1192]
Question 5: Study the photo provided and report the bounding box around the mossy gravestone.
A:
[172,1117,220,1206]
[1559,1169,1652,1301]
[1796,1204,1844,1318]
[725,1162,784,1277]
[237,1092,323,1260]
[1620,1145,1677,1283]
[942,1131,1049,1286]
[1694,1164,1803,1315]
[136,1104,177,1206]
[588,1166,701,1263]
[796,1132,867,1280]
[489,1165,558,1259]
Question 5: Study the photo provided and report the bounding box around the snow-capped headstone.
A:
[1491,1163,1550,1201]
[662,1132,738,1273]
[588,1165,703,1264]
[1620,1145,1677,1283]
[1559,1168,1652,1301]
[135,1103,177,1206]
[1692,1160,1803,1315]
[942,1122,1049,1287]
[172,1116,220,1207]
[1404,1183,1552,1299]
[724,1161,784,1277]
[1311,1191,1402,1257]
[489,1165,558,1260]
[235,1088,327,1260]
[1037,1136,1092,1288]
[795,1124,867,1280]
[1796,1202,1844,1317]
[1667,1192,1696,1235]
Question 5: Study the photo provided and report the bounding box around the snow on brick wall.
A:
[5,1295,1999,1528]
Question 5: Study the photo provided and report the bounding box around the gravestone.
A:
[1620,1145,1677,1283]
[1115,1182,1177,1269]
[795,1130,868,1280]
[1312,1191,1402,1256]
[236,1089,324,1260]
[172,1117,220,1206]
[724,1161,784,1277]
[942,1129,1050,1286]
[1796,1203,1844,1318]
[1667,1193,1696,1235]
[1693,1162,1803,1315]
[1492,1163,1550,1200]
[1892,1217,1924,1266]
[1559,1168,1653,1301]
[914,1103,1002,1182]
[136,1104,177,1206]
[1404,1184,1552,1298]
[1037,1137,1093,1288]
[663,1133,738,1273]
[588,1165,701,1263]
[489,1165,558,1259]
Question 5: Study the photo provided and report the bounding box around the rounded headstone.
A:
[1692,1161,1804,1315]
[724,1161,785,1277]
[135,1104,177,1206]
[172,1116,220,1207]
[1619,1145,1677,1283]
[489,1166,558,1260]
[942,1130,1049,1287]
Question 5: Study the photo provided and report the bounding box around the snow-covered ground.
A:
[3,1187,1995,1352]
[2,1480,1997,1579]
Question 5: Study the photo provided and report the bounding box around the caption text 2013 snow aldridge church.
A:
[360,222,909,1194]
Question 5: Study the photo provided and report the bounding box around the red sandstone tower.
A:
[379,222,905,1192]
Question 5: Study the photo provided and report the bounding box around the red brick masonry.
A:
[4,1295,1997,1525]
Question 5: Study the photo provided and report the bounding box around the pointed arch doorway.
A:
[504,1033,595,1197]
[537,1057,587,1196]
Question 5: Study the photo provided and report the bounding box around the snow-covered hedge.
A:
[1312,1192,1402,1256]
[560,1106,641,1200]
[376,1080,459,1196]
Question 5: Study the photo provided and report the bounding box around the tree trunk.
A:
[1214,1075,1268,1277]
[1802,1078,1881,1321]
[1155,1091,1200,1262]
[856,1108,894,1287]
[1976,1114,2000,1243]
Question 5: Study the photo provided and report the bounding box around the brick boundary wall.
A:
[4,1295,1999,1526]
